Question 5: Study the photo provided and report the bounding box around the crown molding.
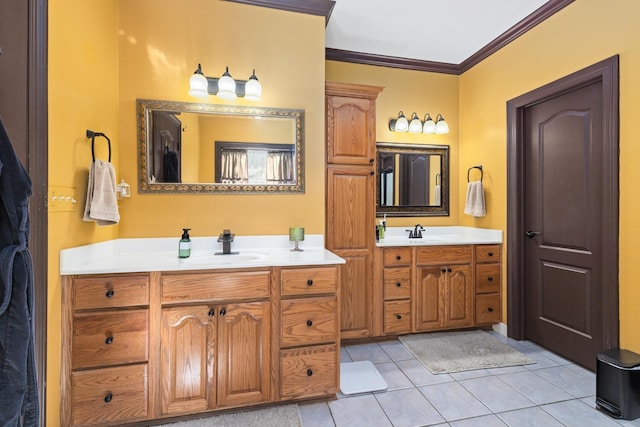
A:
[325,49,461,75]
[226,0,335,24]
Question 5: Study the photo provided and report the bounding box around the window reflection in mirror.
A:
[376,143,449,217]
[137,99,304,194]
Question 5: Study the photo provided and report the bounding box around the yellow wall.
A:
[47,1,326,424]
[459,0,640,351]
[326,61,460,227]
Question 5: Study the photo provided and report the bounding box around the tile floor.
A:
[298,332,640,427]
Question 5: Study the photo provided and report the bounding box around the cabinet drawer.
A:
[416,245,471,265]
[476,245,501,263]
[72,274,149,310]
[161,270,270,303]
[71,364,148,426]
[383,268,411,300]
[73,310,149,370]
[383,247,412,267]
[476,264,501,294]
[281,266,338,297]
[281,297,337,347]
[280,344,337,399]
[476,294,501,324]
[383,300,411,335]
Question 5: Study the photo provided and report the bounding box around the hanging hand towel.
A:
[433,184,441,205]
[464,180,486,218]
[83,159,120,225]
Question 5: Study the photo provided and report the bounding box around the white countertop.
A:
[376,226,502,247]
[60,234,345,275]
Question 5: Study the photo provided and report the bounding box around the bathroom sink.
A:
[182,252,267,266]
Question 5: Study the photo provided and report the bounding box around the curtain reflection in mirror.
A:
[220,148,294,184]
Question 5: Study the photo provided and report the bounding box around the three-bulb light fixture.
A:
[389,111,449,134]
[188,63,262,101]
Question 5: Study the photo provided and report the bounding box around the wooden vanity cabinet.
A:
[159,271,271,416]
[61,274,151,427]
[414,246,474,331]
[325,81,383,340]
[381,247,412,335]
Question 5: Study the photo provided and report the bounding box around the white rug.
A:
[159,404,301,427]
[340,361,388,395]
[399,330,535,374]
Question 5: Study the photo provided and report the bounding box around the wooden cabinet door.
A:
[326,165,375,339]
[160,305,216,415]
[415,266,445,331]
[217,301,271,407]
[444,265,474,328]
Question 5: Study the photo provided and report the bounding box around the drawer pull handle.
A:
[307,279,313,286]
[488,252,494,257]
[487,277,493,282]
[105,336,114,345]
[105,290,114,298]
[396,282,402,287]
[306,320,313,327]
[396,255,401,260]
[441,268,446,273]
[219,308,226,316]
[447,268,452,273]
[396,314,402,320]
[307,369,313,377]
[369,158,375,163]
[369,170,375,176]
[208,309,215,317]
[487,307,494,312]
[104,393,113,403]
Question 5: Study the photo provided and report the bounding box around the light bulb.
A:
[217,66,237,100]
[188,64,209,98]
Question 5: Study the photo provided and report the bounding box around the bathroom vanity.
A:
[59,235,343,426]
[372,226,503,337]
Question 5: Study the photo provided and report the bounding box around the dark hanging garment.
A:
[0,117,39,426]
[162,149,180,183]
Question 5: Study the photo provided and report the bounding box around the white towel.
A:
[433,184,441,205]
[464,181,486,218]
[83,159,120,225]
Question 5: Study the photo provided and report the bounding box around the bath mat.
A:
[159,404,301,427]
[399,330,534,374]
[340,361,388,395]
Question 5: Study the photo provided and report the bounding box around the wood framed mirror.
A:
[376,142,449,217]
[137,99,304,194]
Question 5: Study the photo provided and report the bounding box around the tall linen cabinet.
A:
[325,82,383,340]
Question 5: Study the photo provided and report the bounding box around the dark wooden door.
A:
[508,56,619,371]
[0,0,48,422]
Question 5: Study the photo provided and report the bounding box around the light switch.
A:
[49,186,78,212]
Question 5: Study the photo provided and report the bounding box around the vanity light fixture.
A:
[188,64,262,101]
[389,111,449,135]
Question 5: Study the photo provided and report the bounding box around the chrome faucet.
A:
[406,224,425,239]
[216,229,237,255]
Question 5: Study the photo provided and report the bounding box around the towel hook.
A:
[467,165,483,182]
[86,129,111,162]
[435,173,441,185]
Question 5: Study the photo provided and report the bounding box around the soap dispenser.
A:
[179,228,192,258]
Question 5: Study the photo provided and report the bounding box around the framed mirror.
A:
[376,142,449,217]
[137,99,304,193]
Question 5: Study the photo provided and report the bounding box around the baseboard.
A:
[492,322,508,337]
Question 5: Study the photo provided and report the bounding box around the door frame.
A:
[506,56,619,347]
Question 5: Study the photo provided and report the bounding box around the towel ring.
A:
[467,165,483,182]
[86,129,111,162]
[435,173,441,185]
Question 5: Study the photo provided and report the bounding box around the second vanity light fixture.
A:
[189,63,262,101]
[389,111,449,135]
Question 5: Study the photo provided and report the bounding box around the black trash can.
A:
[596,348,640,420]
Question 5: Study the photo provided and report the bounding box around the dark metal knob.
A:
[488,252,494,257]
[447,268,452,273]
[396,255,401,260]
[526,230,541,239]
[105,289,114,298]
[396,282,401,287]
[487,307,494,312]
[104,393,113,403]
[208,309,215,317]
[441,268,446,273]
[306,320,313,327]
[488,277,493,282]
[105,336,114,345]
[219,308,226,316]
[307,369,313,376]
[369,158,375,163]
[307,279,313,286]
[396,314,402,320]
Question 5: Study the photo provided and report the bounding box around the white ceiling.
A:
[325,0,549,65]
